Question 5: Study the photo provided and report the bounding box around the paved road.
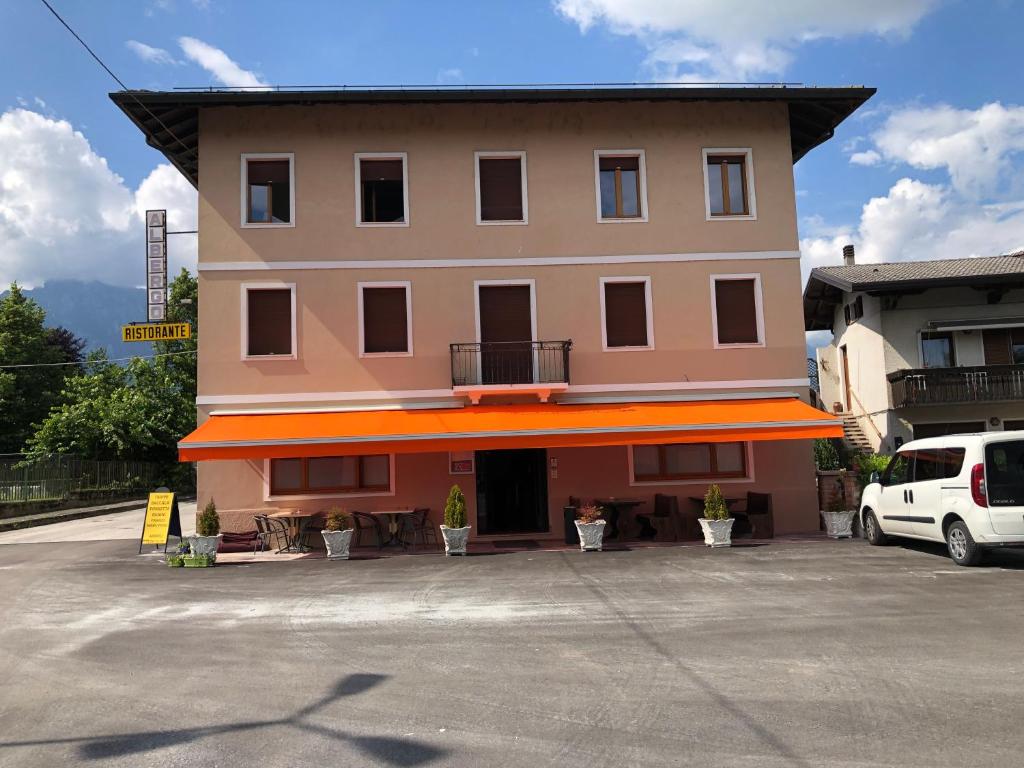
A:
[0,502,196,545]
[0,530,1022,767]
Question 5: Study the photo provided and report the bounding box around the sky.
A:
[2,0,1024,349]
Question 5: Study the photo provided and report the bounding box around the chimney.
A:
[842,244,856,266]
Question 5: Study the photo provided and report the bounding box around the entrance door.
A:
[475,449,549,534]
[478,284,534,384]
[840,344,852,412]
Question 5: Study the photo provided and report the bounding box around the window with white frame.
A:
[711,275,763,347]
[595,150,647,222]
[703,149,755,219]
[270,455,392,495]
[242,284,296,358]
[475,152,527,224]
[241,154,294,227]
[600,277,654,350]
[359,282,412,356]
[631,442,749,483]
[356,153,408,225]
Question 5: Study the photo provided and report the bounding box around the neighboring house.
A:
[114,85,869,539]
[805,246,1024,454]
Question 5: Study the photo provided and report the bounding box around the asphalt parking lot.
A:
[1,527,1022,767]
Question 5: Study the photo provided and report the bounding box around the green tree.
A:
[0,284,67,453]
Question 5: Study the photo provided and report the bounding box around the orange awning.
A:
[179,398,841,461]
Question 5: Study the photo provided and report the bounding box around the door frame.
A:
[473,279,538,383]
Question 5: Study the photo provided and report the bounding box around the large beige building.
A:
[115,85,869,542]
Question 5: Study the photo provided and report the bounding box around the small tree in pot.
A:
[321,508,355,560]
[189,499,222,561]
[698,484,733,547]
[440,484,471,556]
[574,503,606,551]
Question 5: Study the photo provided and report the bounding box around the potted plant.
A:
[189,499,222,561]
[321,508,355,560]
[440,484,471,556]
[574,504,606,552]
[183,552,214,568]
[166,540,189,567]
[821,488,856,539]
[698,484,733,547]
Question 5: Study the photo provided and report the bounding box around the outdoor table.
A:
[269,509,315,553]
[594,498,643,540]
[366,509,416,548]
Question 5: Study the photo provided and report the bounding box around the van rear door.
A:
[984,439,1024,536]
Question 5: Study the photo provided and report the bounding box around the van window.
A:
[882,451,912,485]
[942,447,966,479]
[912,449,945,482]
[985,441,1024,507]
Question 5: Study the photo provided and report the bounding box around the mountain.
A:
[3,280,150,359]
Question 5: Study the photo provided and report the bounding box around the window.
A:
[881,451,912,486]
[712,275,763,346]
[242,154,294,227]
[359,282,412,356]
[356,153,408,226]
[921,331,955,368]
[982,327,1024,365]
[269,455,392,495]
[600,277,653,350]
[632,442,748,482]
[595,151,647,221]
[243,285,295,358]
[476,152,527,224]
[985,440,1024,507]
[704,150,754,218]
[844,296,864,326]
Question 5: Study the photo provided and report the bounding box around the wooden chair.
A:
[737,492,774,539]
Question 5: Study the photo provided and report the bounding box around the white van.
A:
[860,431,1024,566]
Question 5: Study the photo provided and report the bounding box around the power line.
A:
[0,349,196,370]
[37,0,196,159]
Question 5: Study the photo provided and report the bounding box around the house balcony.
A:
[888,364,1024,408]
[450,340,572,404]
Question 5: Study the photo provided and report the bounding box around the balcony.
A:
[450,340,572,404]
[888,364,1024,408]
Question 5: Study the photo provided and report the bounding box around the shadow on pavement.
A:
[0,673,446,766]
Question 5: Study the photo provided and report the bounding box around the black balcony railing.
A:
[888,364,1024,408]
[450,340,572,388]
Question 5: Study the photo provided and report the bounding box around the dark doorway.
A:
[478,284,534,384]
[912,421,986,439]
[840,344,851,412]
[475,449,549,535]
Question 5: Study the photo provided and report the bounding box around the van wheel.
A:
[864,510,887,545]
[946,521,983,567]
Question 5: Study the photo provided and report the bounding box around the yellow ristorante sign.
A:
[121,323,192,342]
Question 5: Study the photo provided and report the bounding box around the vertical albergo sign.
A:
[146,209,167,321]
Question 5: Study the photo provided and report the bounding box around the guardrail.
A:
[888,364,1024,408]
[450,340,572,388]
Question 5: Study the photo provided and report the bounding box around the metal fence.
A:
[0,455,161,505]
[450,340,572,387]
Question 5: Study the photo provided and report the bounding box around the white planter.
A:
[189,534,222,557]
[321,528,354,560]
[440,525,471,556]
[821,510,857,539]
[698,518,734,548]
[574,519,606,551]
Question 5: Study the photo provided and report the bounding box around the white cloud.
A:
[126,40,175,65]
[178,36,268,89]
[868,102,1024,198]
[0,109,196,288]
[126,40,178,65]
[800,178,1024,281]
[849,149,881,166]
[436,67,464,84]
[554,0,938,80]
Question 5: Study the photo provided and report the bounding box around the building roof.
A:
[109,84,874,188]
[803,252,1024,331]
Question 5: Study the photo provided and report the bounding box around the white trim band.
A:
[197,250,800,272]
[195,378,812,406]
